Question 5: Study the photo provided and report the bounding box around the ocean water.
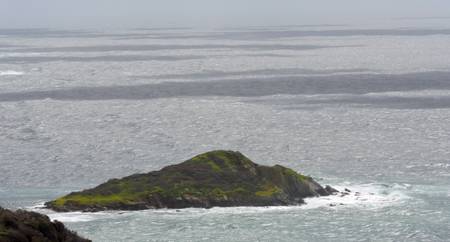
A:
[1,20,450,241]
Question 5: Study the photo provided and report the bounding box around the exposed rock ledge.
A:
[0,207,90,242]
[46,150,338,212]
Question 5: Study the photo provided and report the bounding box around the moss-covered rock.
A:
[46,150,333,212]
[0,207,90,242]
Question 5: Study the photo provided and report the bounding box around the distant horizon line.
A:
[1,17,450,30]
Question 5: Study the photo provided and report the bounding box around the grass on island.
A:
[49,150,311,208]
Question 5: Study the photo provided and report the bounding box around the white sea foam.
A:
[301,183,410,210]
[48,212,101,222]
[0,70,24,76]
[31,206,125,223]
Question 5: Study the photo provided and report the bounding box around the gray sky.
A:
[1,0,450,29]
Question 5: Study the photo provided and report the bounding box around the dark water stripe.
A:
[0,71,449,102]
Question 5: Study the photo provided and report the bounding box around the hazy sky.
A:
[1,0,450,29]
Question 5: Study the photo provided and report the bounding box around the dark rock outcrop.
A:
[325,185,339,194]
[46,150,336,212]
[0,207,90,242]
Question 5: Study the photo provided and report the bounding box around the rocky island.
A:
[46,150,337,212]
[0,207,90,242]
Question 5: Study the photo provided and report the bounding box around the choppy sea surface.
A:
[1,20,450,241]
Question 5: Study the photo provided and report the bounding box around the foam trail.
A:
[29,204,125,223]
[0,70,24,76]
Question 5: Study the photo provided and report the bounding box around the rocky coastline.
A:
[0,207,90,242]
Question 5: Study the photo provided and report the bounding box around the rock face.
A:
[46,150,334,212]
[0,207,90,242]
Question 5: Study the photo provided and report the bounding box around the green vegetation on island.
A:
[46,150,336,212]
